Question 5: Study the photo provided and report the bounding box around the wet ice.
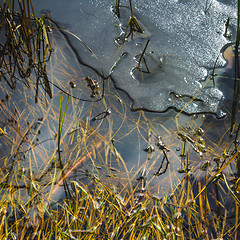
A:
[34,0,237,117]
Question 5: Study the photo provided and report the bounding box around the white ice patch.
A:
[35,0,236,117]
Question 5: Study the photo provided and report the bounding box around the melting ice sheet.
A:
[35,0,237,117]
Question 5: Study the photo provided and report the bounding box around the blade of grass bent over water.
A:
[191,150,240,204]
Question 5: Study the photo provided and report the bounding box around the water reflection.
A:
[0,0,240,237]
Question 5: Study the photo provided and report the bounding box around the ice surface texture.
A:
[35,0,237,117]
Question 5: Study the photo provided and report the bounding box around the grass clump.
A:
[0,0,53,103]
[2,166,239,239]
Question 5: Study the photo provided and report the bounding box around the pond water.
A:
[35,0,237,117]
[32,0,238,195]
[0,0,239,231]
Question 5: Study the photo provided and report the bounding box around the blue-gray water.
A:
[35,0,237,117]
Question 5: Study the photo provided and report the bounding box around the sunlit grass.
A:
[0,35,239,238]
[1,159,239,239]
[0,1,240,239]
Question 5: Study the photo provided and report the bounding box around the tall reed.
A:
[231,0,240,132]
[0,0,53,102]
